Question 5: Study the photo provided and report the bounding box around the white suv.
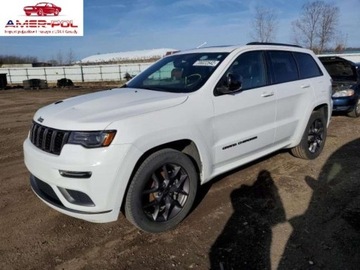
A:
[24,43,332,232]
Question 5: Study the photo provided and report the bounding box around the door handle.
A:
[301,84,310,89]
[261,92,274,97]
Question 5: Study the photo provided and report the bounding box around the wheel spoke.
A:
[142,173,161,194]
[161,165,170,181]
[162,196,183,221]
[307,119,324,153]
[170,165,181,179]
[171,174,189,195]
[143,199,158,209]
[152,203,160,221]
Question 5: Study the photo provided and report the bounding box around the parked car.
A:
[24,43,332,233]
[24,2,61,16]
[319,56,360,117]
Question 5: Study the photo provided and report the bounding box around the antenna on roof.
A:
[196,42,207,48]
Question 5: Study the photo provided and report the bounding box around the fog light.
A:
[59,170,92,178]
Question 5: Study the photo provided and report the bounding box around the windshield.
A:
[126,52,229,93]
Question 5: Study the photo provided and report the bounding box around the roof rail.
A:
[246,42,302,48]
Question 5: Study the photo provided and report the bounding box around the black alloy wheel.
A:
[142,163,190,222]
[125,149,198,233]
[307,118,325,154]
[291,110,327,160]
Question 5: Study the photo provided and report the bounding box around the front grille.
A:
[30,122,70,155]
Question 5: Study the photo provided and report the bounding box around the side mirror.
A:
[216,73,242,95]
[227,74,242,91]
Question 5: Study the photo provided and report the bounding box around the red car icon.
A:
[24,2,61,16]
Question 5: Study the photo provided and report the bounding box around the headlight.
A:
[68,130,116,148]
[332,89,355,97]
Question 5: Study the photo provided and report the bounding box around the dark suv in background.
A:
[319,56,360,117]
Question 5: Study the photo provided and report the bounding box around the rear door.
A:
[267,51,322,144]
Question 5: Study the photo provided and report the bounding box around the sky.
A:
[1,0,359,62]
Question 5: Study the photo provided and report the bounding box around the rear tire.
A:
[291,110,327,160]
[347,98,360,118]
[125,149,198,233]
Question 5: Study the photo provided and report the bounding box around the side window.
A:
[268,51,298,83]
[293,52,323,79]
[218,51,267,92]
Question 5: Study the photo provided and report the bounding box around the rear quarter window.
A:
[294,52,323,79]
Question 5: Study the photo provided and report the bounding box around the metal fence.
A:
[0,62,153,84]
[2,53,360,85]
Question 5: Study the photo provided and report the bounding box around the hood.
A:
[320,56,358,82]
[34,88,188,130]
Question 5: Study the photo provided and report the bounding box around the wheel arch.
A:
[313,103,330,125]
[288,102,330,149]
[120,139,202,210]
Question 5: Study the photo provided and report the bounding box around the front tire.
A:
[291,110,327,160]
[125,149,198,233]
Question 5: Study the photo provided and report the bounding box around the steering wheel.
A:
[185,74,202,87]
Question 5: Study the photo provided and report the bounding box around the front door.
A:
[211,51,277,168]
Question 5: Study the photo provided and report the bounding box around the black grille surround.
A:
[30,122,70,155]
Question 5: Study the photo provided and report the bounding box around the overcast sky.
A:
[1,0,359,61]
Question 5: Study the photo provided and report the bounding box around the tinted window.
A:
[216,51,267,92]
[268,51,298,83]
[294,52,323,79]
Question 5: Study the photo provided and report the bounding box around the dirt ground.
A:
[0,86,359,270]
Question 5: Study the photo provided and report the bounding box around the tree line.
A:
[0,55,38,66]
[0,49,76,67]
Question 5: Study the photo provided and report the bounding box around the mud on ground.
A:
[0,87,359,270]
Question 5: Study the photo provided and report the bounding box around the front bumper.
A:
[332,96,358,112]
[24,138,142,223]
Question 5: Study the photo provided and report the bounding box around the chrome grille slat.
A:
[29,122,69,155]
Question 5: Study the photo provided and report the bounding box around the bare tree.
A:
[250,6,278,42]
[317,3,339,52]
[56,50,64,66]
[66,48,76,65]
[334,32,348,53]
[292,1,339,53]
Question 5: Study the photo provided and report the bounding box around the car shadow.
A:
[192,150,287,212]
[209,170,286,269]
[278,138,360,269]
[209,139,360,269]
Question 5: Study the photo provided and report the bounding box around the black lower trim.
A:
[30,175,112,215]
